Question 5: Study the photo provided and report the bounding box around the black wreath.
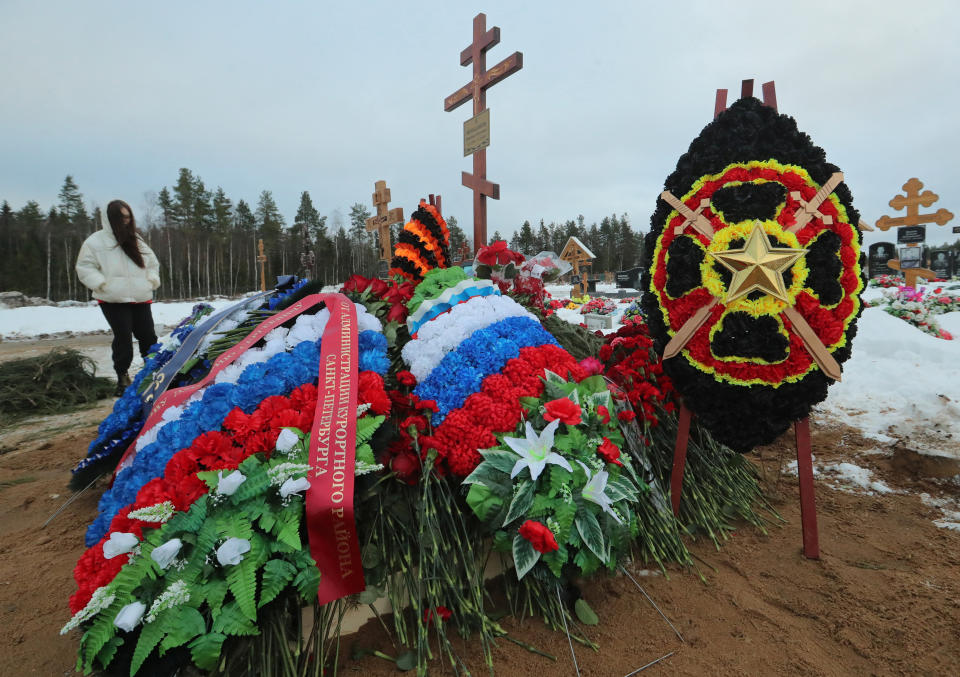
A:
[640,97,866,452]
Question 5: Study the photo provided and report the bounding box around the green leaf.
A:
[355,414,385,446]
[293,566,321,599]
[543,369,566,385]
[492,530,512,552]
[480,450,521,475]
[200,579,228,616]
[258,559,297,609]
[475,263,492,279]
[225,554,258,620]
[541,545,568,579]
[549,465,572,494]
[94,635,123,670]
[78,608,120,672]
[130,617,166,675]
[356,584,385,605]
[574,598,599,625]
[504,481,535,525]
[605,476,638,503]
[212,601,259,637]
[395,650,417,671]
[462,462,510,488]
[553,502,577,542]
[512,533,541,580]
[466,483,503,522]
[578,374,608,394]
[274,510,302,551]
[575,510,606,561]
[590,389,613,409]
[159,606,207,653]
[189,632,226,671]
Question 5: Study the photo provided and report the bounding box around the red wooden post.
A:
[741,78,754,99]
[714,88,728,119]
[444,12,523,253]
[762,80,778,112]
[670,404,693,516]
[794,417,820,559]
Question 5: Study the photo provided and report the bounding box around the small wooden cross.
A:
[257,239,267,292]
[875,178,955,231]
[445,12,523,253]
[365,180,404,261]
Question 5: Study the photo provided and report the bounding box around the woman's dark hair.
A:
[106,200,145,268]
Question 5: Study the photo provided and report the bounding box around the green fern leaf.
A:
[200,579,228,617]
[355,414,385,446]
[130,617,166,676]
[293,565,320,599]
[189,632,226,671]
[553,502,577,542]
[258,559,297,608]
[212,601,259,636]
[94,635,123,670]
[158,606,206,654]
[78,611,119,673]
[225,554,258,620]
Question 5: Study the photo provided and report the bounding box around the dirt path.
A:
[0,399,957,676]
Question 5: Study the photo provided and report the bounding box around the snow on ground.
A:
[0,299,239,339]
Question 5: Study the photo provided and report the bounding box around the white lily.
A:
[505,419,571,481]
[580,465,622,524]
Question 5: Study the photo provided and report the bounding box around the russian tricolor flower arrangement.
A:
[64,204,771,676]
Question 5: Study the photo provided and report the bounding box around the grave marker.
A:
[365,180,404,264]
[560,236,595,298]
[445,12,523,253]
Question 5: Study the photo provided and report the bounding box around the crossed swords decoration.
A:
[658,172,846,382]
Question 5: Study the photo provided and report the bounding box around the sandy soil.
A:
[1,340,958,676]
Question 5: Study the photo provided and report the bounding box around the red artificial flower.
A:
[368,278,389,298]
[597,437,622,466]
[400,415,428,434]
[477,240,524,266]
[579,356,603,375]
[341,274,373,294]
[423,605,452,625]
[416,399,439,413]
[617,410,636,422]
[518,520,559,553]
[397,370,417,386]
[542,397,582,425]
[358,371,391,415]
[390,450,421,485]
[597,405,610,425]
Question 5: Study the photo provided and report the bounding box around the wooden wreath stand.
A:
[669,403,819,559]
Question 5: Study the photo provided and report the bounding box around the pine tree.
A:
[348,202,374,274]
[256,190,285,278]
[516,220,535,254]
[58,175,89,227]
[446,215,468,259]
[171,168,195,229]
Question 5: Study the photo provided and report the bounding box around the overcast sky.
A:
[2,0,958,249]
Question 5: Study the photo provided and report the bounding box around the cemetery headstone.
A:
[616,266,642,288]
[929,250,953,279]
[868,242,898,278]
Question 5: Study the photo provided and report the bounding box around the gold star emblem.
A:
[709,221,807,304]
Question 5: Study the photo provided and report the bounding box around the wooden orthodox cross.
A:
[365,180,404,262]
[560,236,595,298]
[875,178,954,286]
[257,239,267,292]
[444,12,523,254]
[875,178,954,231]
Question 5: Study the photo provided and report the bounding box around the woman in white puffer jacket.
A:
[76,200,161,395]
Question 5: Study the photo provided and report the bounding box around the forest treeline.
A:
[0,172,645,301]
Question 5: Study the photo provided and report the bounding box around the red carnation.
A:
[617,410,636,422]
[423,605,452,625]
[596,405,611,425]
[397,370,417,386]
[597,437,622,466]
[416,399,439,413]
[518,520,559,553]
[390,450,420,485]
[542,397,582,425]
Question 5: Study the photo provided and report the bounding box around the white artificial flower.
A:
[150,538,183,570]
[60,586,116,634]
[216,537,251,566]
[216,470,246,496]
[356,304,383,332]
[127,501,175,523]
[280,476,310,498]
[113,601,146,632]
[145,580,191,623]
[275,428,300,454]
[505,419,571,482]
[102,532,139,559]
[580,464,622,524]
